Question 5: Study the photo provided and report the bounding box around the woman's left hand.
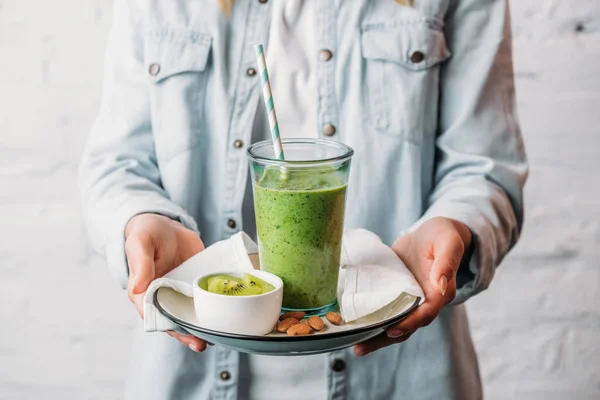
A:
[354,217,472,356]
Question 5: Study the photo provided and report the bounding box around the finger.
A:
[125,231,156,295]
[180,229,206,257]
[354,331,414,356]
[127,292,144,319]
[429,231,464,296]
[166,331,208,353]
[386,298,445,336]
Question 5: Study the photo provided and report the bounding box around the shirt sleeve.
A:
[409,0,528,304]
[78,0,198,289]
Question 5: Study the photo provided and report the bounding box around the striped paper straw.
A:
[255,44,285,160]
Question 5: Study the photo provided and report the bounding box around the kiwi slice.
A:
[241,273,275,293]
[205,274,264,296]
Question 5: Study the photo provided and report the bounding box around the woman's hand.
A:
[125,213,208,352]
[354,217,472,356]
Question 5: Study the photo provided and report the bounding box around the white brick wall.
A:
[0,1,598,399]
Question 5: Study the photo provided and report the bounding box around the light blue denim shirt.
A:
[79,0,527,398]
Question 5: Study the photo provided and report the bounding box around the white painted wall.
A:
[0,1,598,399]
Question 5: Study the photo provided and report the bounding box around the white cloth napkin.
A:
[143,229,425,333]
[338,229,425,322]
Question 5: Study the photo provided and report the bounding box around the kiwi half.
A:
[204,274,274,296]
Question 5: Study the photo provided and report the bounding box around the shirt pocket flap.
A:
[144,27,213,83]
[361,22,451,71]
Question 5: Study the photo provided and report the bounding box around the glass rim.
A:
[246,138,354,165]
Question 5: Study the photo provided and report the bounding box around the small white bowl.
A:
[192,271,283,336]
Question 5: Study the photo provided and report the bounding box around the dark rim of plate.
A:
[153,290,421,342]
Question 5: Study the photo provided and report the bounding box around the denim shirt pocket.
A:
[144,26,213,161]
[361,20,451,145]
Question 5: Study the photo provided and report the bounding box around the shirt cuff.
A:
[455,228,478,303]
[104,193,199,289]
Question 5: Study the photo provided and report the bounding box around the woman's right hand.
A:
[125,213,208,352]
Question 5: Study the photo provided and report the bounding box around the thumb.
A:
[429,233,464,296]
[125,232,156,295]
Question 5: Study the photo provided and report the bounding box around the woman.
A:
[79,0,527,398]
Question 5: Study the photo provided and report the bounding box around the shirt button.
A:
[148,63,161,76]
[319,49,333,62]
[258,0,268,3]
[410,51,425,64]
[233,139,244,149]
[227,219,237,229]
[220,371,231,381]
[332,359,345,372]
[247,67,257,77]
[322,123,336,136]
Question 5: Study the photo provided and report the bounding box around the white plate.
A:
[154,287,420,356]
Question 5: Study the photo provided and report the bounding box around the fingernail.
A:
[438,276,447,296]
[355,347,367,357]
[387,330,406,338]
[189,343,200,352]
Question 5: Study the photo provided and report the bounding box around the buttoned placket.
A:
[219,1,347,398]
[315,1,348,398]
[222,0,271,241]
[328,349,348,399]
[315,0,340,141]
[214,0,271,399]
[213,346,240,400]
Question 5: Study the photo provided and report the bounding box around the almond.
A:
[287,323,311,336]
[299,319,313,331]
[325,312,343,325]
[307,316,325,331]
[279,311,306,321]
[277,318,300,333]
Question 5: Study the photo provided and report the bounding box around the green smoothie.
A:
[254,167,347,310]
